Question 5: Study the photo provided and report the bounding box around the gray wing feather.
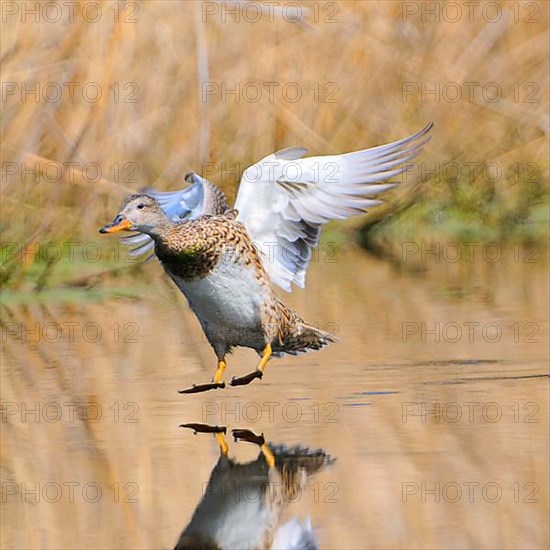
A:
[235,123,433,291]
[120,173,228,261]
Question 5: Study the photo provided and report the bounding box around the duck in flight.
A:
[100,123,433,393]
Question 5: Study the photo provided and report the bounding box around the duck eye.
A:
[137,203,145,210]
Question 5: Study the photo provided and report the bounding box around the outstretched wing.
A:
[234,123,433,292]
[121,173,229,260]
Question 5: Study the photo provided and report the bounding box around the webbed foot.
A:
[232,429,265,446]
[230,370,263,387]
[178,382,226,394]
[179,423,227,435]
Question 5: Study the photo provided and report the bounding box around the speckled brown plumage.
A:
[192,174,230,215]
[100,193,337,390]
[153,211,256,281]
[153,212,335,354]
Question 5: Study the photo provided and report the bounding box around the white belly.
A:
[168,259,268,350]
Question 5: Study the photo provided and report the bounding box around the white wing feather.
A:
[234,123,433,292]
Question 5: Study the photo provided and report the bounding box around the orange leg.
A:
[230,344,272,387]
[213,358,227,384]
[179,357,227,394]
[232,429,275,468]
[215,432,229,456]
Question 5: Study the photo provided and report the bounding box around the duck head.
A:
[99,194,169,235]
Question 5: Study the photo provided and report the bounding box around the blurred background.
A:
[1,1,549,549]
[1,0,548,288]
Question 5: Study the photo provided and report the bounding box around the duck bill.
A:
[99,218,132,234]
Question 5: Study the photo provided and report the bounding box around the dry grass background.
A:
[1,0,549,290]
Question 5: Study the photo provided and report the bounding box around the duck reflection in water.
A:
[175,424,335,550]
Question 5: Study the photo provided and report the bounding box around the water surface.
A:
[1,251,548,549]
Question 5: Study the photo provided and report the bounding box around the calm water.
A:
[1,249,549,549]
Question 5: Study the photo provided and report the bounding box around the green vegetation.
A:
[360,172,549,261]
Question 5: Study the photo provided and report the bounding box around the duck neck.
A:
[143,218,177,241]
